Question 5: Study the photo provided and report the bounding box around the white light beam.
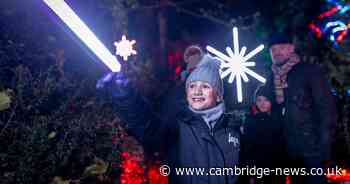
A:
[43,0,121,72]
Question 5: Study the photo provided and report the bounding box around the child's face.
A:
[186,81,219,110]
[255,96,272,113]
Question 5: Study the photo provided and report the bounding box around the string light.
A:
[318,6,341,19]
[309,0,350,47]
[309,22,323,38]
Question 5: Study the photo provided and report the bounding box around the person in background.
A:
[240,84,285,184]
[266,34,337,184]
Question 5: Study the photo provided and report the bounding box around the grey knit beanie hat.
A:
[186,54,223,98]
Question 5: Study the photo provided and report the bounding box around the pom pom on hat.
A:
[184,45,204,71]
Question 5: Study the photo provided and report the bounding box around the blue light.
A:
[310,0,350,48]
[339,5,350,14]
[331,24,347,34]
[347,88,350,97]
[331,88,337,96]
[324,21,346,32]
[326,0,343,8]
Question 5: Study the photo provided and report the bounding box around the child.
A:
[240,85,285,184]
[97,55,241,184]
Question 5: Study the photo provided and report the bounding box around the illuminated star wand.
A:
[43,0,121,72]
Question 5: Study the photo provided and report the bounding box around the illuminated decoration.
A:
[114,35,137,61]
[119,152,168,184]
[327,0,345,9]
[309,22,323,38]
[339,5,350,14]
[309,0,350,47]
[120,152,146,184]
[285,176,291,184]
[324,21,348,41]
[331,88,338,96]
[326,169,350,182]
[206,27,266,103]
[347,88,350,96]
[43,0,121,72]
[318,6,341,19]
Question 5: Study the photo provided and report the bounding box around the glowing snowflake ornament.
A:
[114,35,137,61]
[206,27,266,103]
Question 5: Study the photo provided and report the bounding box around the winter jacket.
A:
[110,90,242,184]
[240,112,285,168]
[266,62,337,162]
[158,82,187,120]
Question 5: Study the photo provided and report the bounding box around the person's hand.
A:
[96,72,132,98]
[96,72,115,89]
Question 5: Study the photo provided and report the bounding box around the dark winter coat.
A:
[158,82,187,120]
[266,62,337,162]
[240,112,285,168]
[111,90,242,184]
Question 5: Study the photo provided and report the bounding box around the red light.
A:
[318,6,341,19]
[286,175,291,184]
[120,151,168,184]
[336,31,348,42]
[309,23,323,38]
[148,165,168,184]
[327,169,350,182]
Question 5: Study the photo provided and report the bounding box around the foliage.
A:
[0,62,127,183]
[0,1,164,183]
[0,89,12,111]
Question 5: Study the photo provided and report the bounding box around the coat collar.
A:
[179,108,232,131]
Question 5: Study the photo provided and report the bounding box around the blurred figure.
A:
[266,34,337,184]
[240,84,285,184]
